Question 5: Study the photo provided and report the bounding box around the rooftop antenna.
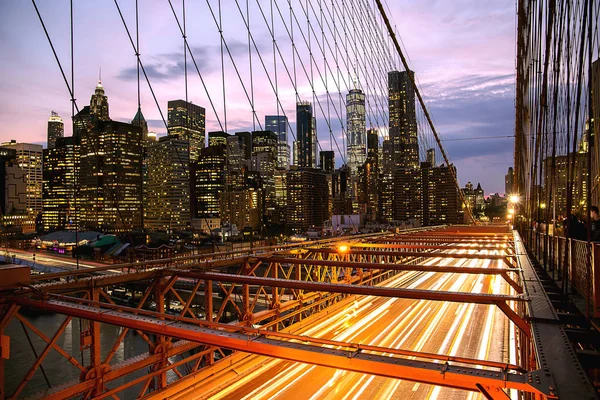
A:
[99,66,102,83]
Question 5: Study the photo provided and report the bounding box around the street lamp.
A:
[338,245,349,253]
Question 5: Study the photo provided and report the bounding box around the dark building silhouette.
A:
[320,151,335,173]
[296,102,314,168]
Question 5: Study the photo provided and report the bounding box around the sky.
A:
[0,0,516,195]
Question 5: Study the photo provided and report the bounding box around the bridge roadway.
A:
[170,250,514,400]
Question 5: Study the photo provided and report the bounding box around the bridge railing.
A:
[520,228,599,319]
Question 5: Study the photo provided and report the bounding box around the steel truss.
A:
[0,226,588,399]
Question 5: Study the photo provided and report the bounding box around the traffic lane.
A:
[209,258,510,399]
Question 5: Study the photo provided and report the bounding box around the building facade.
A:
[168,100,206,161]
[42,136,80,231]
[265,115,290,170]
[145,135,190,232]
[296,102,314,168]
[346,88,366,175]
[47,111,64,150]
[286,168,329,232]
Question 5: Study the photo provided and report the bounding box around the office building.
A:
[296,102,314,168]
[145,136,190,232]
[346,89,366,175]
[505,167,514,196]
[208,131,231,147]
[168,100,206,161]
[286,168,329,232]
[320,151,335,173]
[42,136,79,231]
[389,70,421,222]
[421,162,463,226]
[77,82,143,232]
[192,145,226,219]
[47,111,64,150]
[265,115,290,169]
[0,140,43,221]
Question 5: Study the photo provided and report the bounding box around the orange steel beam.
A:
[9,297,551,398]
[38,341,202,400]
[255,257,523,294]
[350,243,512,251]
[189,272,525,305]
[10,315,73,399]
[189,272,530,337]
[307,248,514,260]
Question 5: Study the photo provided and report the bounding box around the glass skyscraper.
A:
[265,115,290,169]
[346,88,366,174]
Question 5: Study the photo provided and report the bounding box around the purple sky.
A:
[0,0,515,195]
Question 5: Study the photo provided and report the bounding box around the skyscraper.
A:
[192,145,226,219]
[286,168,329,232]
[320,151,335,173]
[208,131,231,147]
[1,141,43,233]
[90,81,110,121]
[168,100,206,161]
[78,83,143,232]
[296,102,314,168]
[346,89,366,174]
[47,111,64,150]
[505,167,514,195]
[389,70,421,223]
[389,70,418,169]
[252,130,278,224]
[358,129,379,221]
[42,136,79,231]
[426,148,436,167]
[421,162,463,226]
[265,115,290,169]
[146,136,190,232]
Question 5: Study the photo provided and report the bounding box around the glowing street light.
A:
[509,195,519,204]
[338,245,349,253]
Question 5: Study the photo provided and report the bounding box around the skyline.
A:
[0,0,516,194]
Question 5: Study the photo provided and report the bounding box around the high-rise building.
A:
[42,136,80,231]
[505,167,514,196]
[358,129,379,221]
[0,141,43,230]
[346,89,366,175]
[192,145,226,219]
[389,70,418,169]
[286,168,329,232]
[320,151,335,173]
[90,81,110,121]
[265,115,290,169]
[251,130,278,224]
[296,102,314,168]
[47,111,64,150]
[426,148,436,167]
[389,70,420,223]
[168,100,206,161]
[79,120,143,232]
[0,147,17,217]
[421,162,463,226]
[146,136,190,232]
[77,82,143,232]
[312,117,318,169]
[208,131,231,147]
